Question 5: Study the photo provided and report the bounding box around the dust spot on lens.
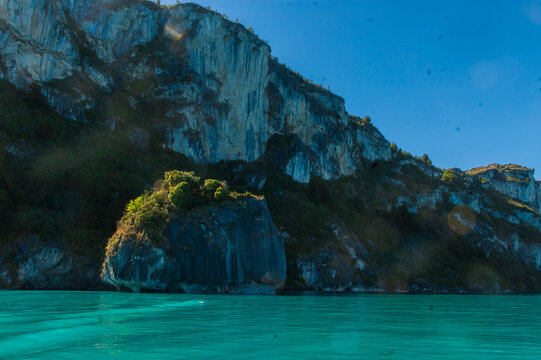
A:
[164,23,185,41]
[448,206,476,235]
[526,2,541,25]
[470,61,499,90]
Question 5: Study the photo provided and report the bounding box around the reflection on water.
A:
[0,291,540,359]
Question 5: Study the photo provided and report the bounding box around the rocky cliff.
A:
[101,171,286,294]
[0,0,390,183]
[102,199,286,294]
[268,155,541,293]
[467,164,541,213]
[1,0,541,294]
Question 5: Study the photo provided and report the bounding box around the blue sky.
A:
[162,0,541,177]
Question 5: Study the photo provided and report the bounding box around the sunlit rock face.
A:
[0,0,80,84]
[0,0,160,82]
[67,0,162,64]
[0,0,390,182]
[466,164,541,212]
[160,5,390,181]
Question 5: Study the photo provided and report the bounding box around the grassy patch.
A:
[505,176,530,183]
[508,198,536,213]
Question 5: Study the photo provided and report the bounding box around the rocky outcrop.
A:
[0,0,390,182]
[0,235,102,289]
[294,221,379,292]
[467,164,541,212]
[102,198,287,294]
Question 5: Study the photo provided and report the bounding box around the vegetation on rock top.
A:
[466,163,534,176]
[107,170,260,254]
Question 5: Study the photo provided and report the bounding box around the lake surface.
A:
[0,291,540,359]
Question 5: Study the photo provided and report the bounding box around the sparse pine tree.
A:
[421,154,432,165]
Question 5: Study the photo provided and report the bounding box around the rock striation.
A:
[0,0,390,183]
[101,198,287,294]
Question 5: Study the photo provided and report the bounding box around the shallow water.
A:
[0,291,540,359]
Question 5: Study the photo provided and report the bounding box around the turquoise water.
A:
[0,292,540,359]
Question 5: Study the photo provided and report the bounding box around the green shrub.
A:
[421,154,432,165]
[400,150,412,158]
[164,170,201,189]
[202,179,223,197]
[360,116,371,126]
[480,177,490,184]
[229,191,259,200]
[131,193,168,229]
[112,170,259,249]
[214,186,229,201]
[390,143,398,152]
[126,196,144,213]
[169,181,191,209]
[441,169,457,184]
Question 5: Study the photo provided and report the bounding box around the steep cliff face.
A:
[0,0,80,84]
[159,4,389,182]
[102,198,286,294]
[0,0,390,183]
